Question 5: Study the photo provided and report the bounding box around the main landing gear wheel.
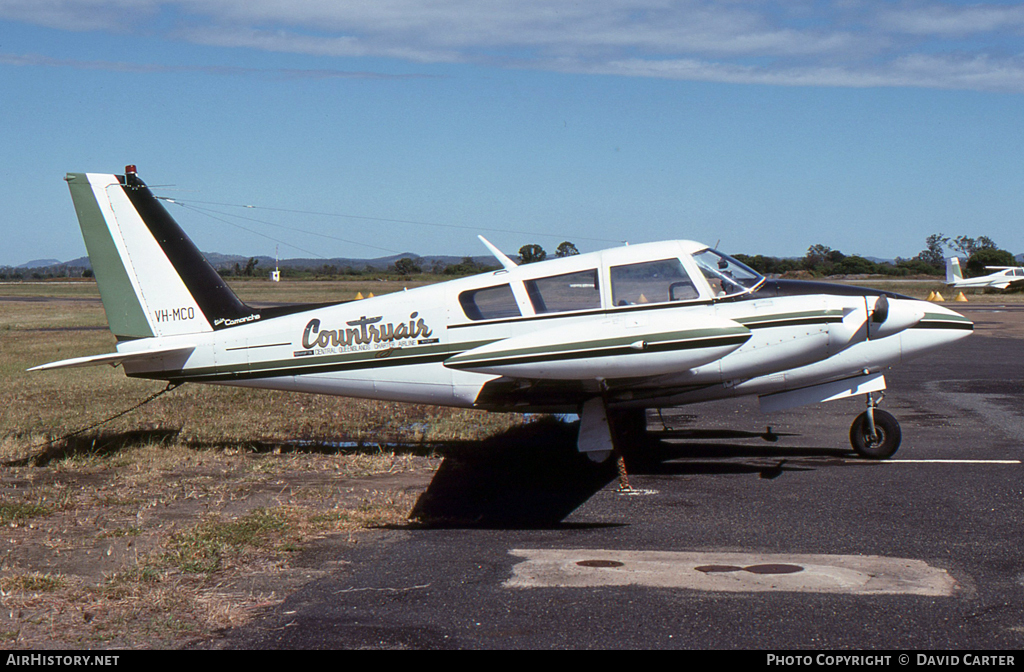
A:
[849,409,901,459]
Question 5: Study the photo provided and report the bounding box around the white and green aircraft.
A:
[33,167,974,461]
[946,256,1024,291]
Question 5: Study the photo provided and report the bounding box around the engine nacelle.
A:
[444,312,750,380]
[867,296,926,340]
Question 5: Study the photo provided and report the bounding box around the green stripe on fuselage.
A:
[155,339,493,383]
[734,309,844,330]
[66,174,153,340]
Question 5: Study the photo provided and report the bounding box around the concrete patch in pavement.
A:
[504,549,958,596]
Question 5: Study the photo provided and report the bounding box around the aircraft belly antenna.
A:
[478,235,518,271]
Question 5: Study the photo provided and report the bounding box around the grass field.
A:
[0,278,522,648]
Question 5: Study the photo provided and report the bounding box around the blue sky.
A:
[2,1,1023,266]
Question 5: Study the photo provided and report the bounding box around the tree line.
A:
[4,234,1015,282]
[733,233,1016,278]
[216,255,503,280]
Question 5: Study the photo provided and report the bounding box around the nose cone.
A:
[898,300,973,362]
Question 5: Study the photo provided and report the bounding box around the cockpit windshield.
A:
[692,249,765,298]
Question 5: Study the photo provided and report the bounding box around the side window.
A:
[459,284,521,321]
[525,269,601,314]
[611,258,698,306]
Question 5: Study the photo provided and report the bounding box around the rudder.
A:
[65,167,259,340]
[945,257,963,284]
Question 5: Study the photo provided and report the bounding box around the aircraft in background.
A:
[946,256,1024,291]
[32,167,973,462]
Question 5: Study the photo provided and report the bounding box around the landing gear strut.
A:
[576,399,648,491]
[850,393,901,459]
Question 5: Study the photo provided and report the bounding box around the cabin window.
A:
[459,284,522,321]
[525,269,601,314]
[610,258,698,306]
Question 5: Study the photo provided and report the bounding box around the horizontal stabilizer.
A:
[29,345,195,372]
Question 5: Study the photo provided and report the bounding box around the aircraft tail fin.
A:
[945,257,963,284]
[65,167,260,340]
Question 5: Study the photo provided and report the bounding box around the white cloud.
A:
[180,26,464,63]
[565,52,1024,93]
[169,0,872,58]
[3,0,1024,92]
[0,0,159,32]
[878,3,1024,36]
[0,50,433,79]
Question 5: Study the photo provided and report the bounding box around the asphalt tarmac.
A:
[208,304,1024,650]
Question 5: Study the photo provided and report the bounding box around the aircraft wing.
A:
[28,345,196,372]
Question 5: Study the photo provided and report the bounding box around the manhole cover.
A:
[695,564,805,574]
[576,560,624,568]
[695,565,743,573]
[743,564,804,575]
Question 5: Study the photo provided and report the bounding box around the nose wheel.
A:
[850,394,901,459]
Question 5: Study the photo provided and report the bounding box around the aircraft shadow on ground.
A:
[9,428,444,467]
[13,421,852,528]
[408,419,854,529]
[13,428,183,467]
[408,418,621,529]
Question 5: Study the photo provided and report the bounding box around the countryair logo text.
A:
[299,313,434,356]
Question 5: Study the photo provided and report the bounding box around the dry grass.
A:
[0,279,524,648]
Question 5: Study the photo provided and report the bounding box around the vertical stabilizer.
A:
[945,257,963,284]
[65,168,259,340]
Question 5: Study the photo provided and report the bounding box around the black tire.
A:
[607,408,650,451]
[608,408,654,469]
[850,409,901,459]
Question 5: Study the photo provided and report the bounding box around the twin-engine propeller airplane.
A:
[946,256,1024,291]
[33,167,973,462]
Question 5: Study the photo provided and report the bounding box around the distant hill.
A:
[199,252,494,272]
[13,252,496,272]
[17,258,63,269]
